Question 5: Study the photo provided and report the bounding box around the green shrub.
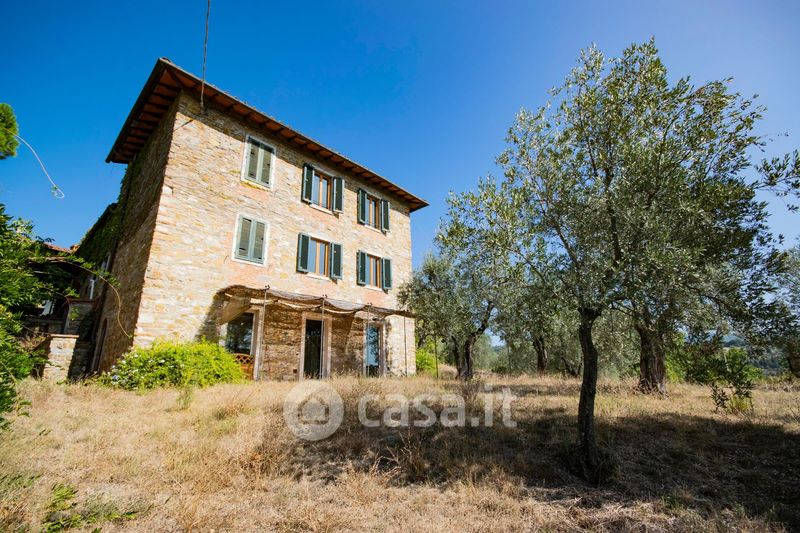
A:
[664,355,686,383]
[99,341,243,390]
[1,310,45,429]
[706,348,761,414]
[416,346,438,376]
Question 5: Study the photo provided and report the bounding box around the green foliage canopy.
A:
[0,104,19,160]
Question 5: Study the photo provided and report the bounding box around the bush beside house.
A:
[100,341,243,390]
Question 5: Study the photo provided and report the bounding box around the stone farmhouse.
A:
[49,58,427,380]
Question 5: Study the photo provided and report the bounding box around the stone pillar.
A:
[385,315,416,376]
[42,334,80,381]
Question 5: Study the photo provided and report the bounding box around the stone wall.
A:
[256,305,368,381]
[94,101,178,370]
[40,335,90,381]
[120,91,416,374]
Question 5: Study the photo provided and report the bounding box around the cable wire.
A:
[199,0,211,113]
[1,126,64,198]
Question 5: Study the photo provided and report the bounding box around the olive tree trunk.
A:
[533,334,548,374]
[635,323,667,395]
[576,307,605,485]
[785,338,800,378]
[454,337,476,380]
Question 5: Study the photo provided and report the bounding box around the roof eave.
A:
[106,58,429,212]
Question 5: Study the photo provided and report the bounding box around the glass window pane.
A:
[225,313,253,354]
[320,177,329,208]
[308,239,318,273]
[311,173,320,205]
[317,242,326,274]
[366,325,380,376]
[237,218,252,258]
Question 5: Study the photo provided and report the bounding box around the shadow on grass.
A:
[292,408,800,529]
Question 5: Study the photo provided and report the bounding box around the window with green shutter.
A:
[330,243,343,279]
[243,137,273,186]
[332,177,344,212]
[298,233,342,280]
[357,189,367,225]
[356,252,392,290]
[381,257,392,289]
[303,164,344,213]
[302,165,314,203]
[234,216,267,264]
[357,250,367,285]
[359,189,385,230]
[297,233,311,272]
[380,199,390,232]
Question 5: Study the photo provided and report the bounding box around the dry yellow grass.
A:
[1,375,798,532]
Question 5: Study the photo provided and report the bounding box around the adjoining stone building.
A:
[75,58,427,380]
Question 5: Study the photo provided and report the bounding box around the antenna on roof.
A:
[199,0,211,114]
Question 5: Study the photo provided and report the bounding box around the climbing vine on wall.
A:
[76,150,143,265]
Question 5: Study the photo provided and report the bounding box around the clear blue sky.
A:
[1,0,798,264]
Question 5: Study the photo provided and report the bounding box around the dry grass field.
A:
[1,374,799,532]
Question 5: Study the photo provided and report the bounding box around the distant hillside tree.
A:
[398,252,500,380]
[774,244,800,375]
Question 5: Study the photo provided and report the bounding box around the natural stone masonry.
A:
[95,101,177,369]
[92,90,417,378]
[41,334,89,381]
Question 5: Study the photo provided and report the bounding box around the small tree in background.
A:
[398,252,499,380]
[774,244,800,376]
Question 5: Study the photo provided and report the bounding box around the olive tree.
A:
[446,40,793,483]
[398,252,499,380]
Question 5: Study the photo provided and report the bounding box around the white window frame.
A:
[298,312,333,380]
[240,134,276,189]
[231,213,270,267]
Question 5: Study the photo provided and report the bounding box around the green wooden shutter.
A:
[237,217,252,258]
[380,200,390,232]
[357,251,367,285]
[330,243,343,280]
[297,233,311,272]
[246,141,259,181]
[357,189,367,224]
[252,221,266,262]
[332,177,344,213]
[382,258,392,290]
[302,165,314,202]
[259,146,272,185]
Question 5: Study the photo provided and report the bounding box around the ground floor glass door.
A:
[304,319,323,378]
[365,324,381,377]
[225,313,255,378]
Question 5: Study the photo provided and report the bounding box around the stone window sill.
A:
[240,178,272,191]
[306,273,335,282]
[308,202,337,216]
